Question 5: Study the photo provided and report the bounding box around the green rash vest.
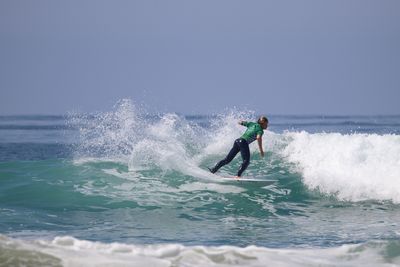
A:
[240,121,264,144]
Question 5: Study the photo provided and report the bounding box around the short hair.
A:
[258,116,268,124]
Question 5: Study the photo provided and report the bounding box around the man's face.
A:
[262,121,268,130]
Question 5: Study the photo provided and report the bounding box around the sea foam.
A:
[1,235,399,267]
[282,131,400,203]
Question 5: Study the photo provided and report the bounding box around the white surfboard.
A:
[217,176,276,186]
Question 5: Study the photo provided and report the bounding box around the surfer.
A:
[208,116,268,178]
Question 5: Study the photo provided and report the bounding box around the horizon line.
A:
[1,113,400,118]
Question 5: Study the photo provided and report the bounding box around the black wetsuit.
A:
[209,121,264,177]
[210,138,250,177]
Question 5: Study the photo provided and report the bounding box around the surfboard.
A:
[216,176,276,186]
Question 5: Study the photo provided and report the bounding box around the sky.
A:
[0,0,399,115]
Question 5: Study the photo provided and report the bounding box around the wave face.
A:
[1,235,400,267]
[1,99,400,266]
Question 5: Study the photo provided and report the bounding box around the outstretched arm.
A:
[238,121,247,126]
[256,135,264,157]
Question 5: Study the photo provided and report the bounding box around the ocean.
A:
[1,99,400,266]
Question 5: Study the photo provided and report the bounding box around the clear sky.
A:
[0,0,399,115]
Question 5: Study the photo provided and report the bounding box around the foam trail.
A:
[282,131,400,203]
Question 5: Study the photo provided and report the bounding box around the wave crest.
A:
[282,131,400,202]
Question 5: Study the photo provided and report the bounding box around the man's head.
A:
[258,116,269,129]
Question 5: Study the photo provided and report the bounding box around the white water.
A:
[1,235,399,267]
[282,131,400,203]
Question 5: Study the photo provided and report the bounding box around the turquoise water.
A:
[1,100,400,266]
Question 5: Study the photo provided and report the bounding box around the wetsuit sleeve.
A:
[241,121,249,127]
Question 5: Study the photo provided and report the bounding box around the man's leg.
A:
[209,140,240,173]
[237,139,250,177]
